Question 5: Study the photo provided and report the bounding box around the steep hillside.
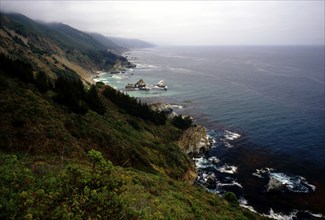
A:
[89,32,155,50]
[88,32,127,52]
[0,12,267,219]
[0,13,132,83]
[0,54,267,219]
[108,36,155,49]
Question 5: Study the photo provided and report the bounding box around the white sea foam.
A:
[252,167,274,178]
[194,157,214,169]
[112,74,127,80]
[239,198,257,213]
[171,104,184,109]
[169,67,191,72]
[208,156,220,164]
[262,209,298,220]
[217,181,243,188]
[252,168,316,193]
[96,71,108,76]
[261,209,323,220]
[224,130,241,141]
[268,173,316,193]
[239,199,324,220]
[216,164,237,174]
[136,63,158,69]
[223,142,233,148]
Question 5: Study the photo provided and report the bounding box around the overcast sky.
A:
[1,1,324,45]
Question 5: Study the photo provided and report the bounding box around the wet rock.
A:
[266,175,287,192]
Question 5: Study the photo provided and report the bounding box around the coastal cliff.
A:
[0,13,267,220]
[178,125,211,156]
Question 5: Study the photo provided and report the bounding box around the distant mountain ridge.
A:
[0,12,154,82]
[89,32,155,51]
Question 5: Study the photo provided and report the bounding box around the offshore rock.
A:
[266,175,287,192]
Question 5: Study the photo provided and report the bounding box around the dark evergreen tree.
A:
[171,115,192,130]
[54,76,88,114]
[35,71,51,93]
[86,85,106,115]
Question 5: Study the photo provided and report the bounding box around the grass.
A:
[0,151,268,220]
[0,55,268,219]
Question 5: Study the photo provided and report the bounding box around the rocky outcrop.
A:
[149,103,177,118]
[181,164,197,183]
[178,125,212,156]
[266,175,287,192]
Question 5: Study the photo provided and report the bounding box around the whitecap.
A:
[239,198,257,213]
[170,104,184,109]
[216,164,238,174]
[252,167,274,178]
[223,141,233,148]
[252,168,316,193]
[224,130,241,141]
[217,181,243,188]
[112,75,126,80]
[208,156,220,164]
[194,157,215,169]
[96,71,108,76]
[262,208,298,220]
[268,173,316,193]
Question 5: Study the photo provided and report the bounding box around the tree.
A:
[86,85,106,115]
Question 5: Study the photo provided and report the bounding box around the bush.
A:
[35,71,52,93]
[103,86,166,125]
[224,192,239,206]
[0,53,34,83]
[0,54,51,93]
[0,150,129,219]
[171,115,192,130]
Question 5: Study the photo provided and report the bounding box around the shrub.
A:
[0,151,129,219]
[171,115,193,130]
[103,86,166,125]
[0,53,34,83]
[35,71,52,93]
[224,192,239,206]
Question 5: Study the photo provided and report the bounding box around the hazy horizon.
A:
[1,1,324,46]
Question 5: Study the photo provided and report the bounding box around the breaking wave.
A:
[262,209,323,220]
[253,168,316,193]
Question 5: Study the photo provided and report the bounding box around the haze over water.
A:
[97,45,325,217]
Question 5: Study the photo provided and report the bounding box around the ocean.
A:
[96,46,325,219]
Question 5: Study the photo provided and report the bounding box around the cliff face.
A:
[178,125,211,156]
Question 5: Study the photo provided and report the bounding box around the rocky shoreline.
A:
[149,102,214,183]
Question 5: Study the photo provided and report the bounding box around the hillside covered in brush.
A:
[0,12,266,219]
[0,13,152,83]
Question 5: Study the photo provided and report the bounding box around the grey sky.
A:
[1,1,324,45]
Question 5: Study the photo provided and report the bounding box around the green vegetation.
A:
[0,55,268,219]
[0,151,128,219]
[103,86,167,125]
[0,53,35,84]
[224,192,240,207]
[0,151,267,220]
[0,13,268,218]
[0,12,133,77]
[171,114,193,130]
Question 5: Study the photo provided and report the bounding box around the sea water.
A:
[96,46,325,218]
